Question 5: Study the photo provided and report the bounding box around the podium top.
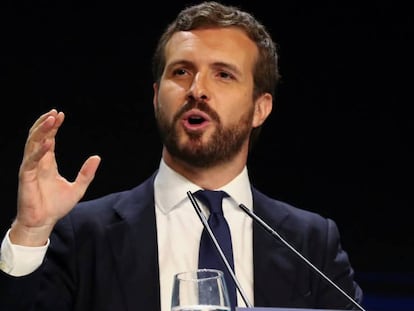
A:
[237,308,351,311]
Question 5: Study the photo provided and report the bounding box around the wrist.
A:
[9,220,52,247]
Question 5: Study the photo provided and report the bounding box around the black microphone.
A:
[187,191,253,308]
[238,203,366,311]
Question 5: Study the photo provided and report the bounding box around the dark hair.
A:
[152,1,281,148]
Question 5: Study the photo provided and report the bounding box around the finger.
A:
[73,155,102,199]
[27,110,65,145]
[21,111,65,172]
[28,109,59,135]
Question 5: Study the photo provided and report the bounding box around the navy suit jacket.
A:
[0,172,363,311]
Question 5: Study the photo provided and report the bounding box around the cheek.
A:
[223,95,255,124]
[157,80,186,110]
[156,82,186,122]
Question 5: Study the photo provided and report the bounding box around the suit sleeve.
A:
[0,216,77,311]
[316,218,364,309]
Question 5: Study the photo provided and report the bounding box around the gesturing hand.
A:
[10,109,101,246]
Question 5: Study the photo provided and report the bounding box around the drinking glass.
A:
[171,269,231,311]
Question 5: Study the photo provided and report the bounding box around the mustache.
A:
[174,99,220,123]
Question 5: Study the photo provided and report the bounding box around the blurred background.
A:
[1,1,413,310]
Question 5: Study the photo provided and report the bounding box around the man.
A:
[0,1,364,311]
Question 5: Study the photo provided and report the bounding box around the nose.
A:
[187,72,209,101]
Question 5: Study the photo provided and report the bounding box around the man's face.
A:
[153,27,264,168]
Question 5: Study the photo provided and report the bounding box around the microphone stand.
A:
[187,191,253,308]
[238,203,366,311]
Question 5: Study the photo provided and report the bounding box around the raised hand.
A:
[9,109,101,246]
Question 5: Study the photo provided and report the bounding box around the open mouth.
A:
[182,110,211,130]
[188,115,205,125]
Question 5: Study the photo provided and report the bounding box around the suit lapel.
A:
[252,189,298,306]
[106,177,161,311]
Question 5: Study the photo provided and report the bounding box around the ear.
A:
[153,83,159,110]
[252,93,273,128]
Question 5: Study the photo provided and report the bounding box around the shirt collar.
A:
[154,159,252,213]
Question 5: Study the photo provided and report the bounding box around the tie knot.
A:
[194,190,229,214]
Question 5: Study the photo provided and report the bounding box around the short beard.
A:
[155,100,253,168]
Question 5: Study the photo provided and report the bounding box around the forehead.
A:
[165,27,258,67]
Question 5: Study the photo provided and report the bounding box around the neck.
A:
[162,148,247,190]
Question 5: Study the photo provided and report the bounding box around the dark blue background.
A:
[1,1,413,310]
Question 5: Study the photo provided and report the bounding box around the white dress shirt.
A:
[155,159,254,311]
[0,159,254,311]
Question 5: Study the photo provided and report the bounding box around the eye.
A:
[218,71,234,80]
[172,68,188,76]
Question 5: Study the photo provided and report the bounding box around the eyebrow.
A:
[166,59,242,77]
[212,61,242,77]
[166,59,194,71]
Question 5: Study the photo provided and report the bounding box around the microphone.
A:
[187,191,253,308]
[238,203,366,311]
